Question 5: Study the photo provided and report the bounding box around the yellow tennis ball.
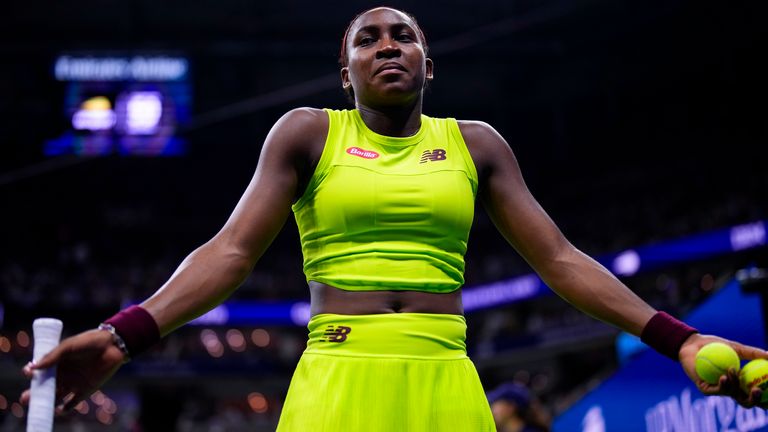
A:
[739,359,768,402]
[695,342,740,384]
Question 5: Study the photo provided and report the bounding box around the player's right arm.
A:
[142,107,327,335]
[21,107,329,411]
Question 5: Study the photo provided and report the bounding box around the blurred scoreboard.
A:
[45,54,191,156]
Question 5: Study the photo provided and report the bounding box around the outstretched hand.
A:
[678,333,768,409]
[20,329,126,414]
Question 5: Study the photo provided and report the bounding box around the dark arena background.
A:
[2,1,768,431]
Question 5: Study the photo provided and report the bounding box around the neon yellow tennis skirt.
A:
[276,313,495,431]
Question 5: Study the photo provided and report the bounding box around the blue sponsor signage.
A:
[554,278,768,432]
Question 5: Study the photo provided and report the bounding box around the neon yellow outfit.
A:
[277,314,494,431]
[292,108,478,292]
[279,109,494,431]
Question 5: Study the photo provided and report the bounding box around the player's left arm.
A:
[461,120,654,335]
[460,120,768,406]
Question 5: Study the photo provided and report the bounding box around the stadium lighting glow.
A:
[462,274,542,312]
[247,392,269,413]
[16,330,29,348]
[612,250,641,276]
[191,304,229,325]
[730,221,766,251]
[290,302,311,325]
[226,329,247,352]
[251,329,270,347]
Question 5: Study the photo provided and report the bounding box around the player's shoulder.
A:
[277,107,329,134]
[263,107,329,158]
[456,119,512,159]
[456,119,502,142]
[455,119,518,178]
[269,107,329,146]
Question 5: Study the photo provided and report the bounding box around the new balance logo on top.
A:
[320,325,351,342]
[420,149,446,163]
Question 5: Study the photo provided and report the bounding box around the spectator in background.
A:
[487,382,552,432]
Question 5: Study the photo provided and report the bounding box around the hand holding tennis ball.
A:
[739,359,768,403]
[695,342,741,384]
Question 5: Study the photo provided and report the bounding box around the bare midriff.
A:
[308,281,463,316]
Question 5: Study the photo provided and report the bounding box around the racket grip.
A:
[27,318,63,432]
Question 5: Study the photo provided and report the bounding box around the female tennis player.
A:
[22,6,768,430]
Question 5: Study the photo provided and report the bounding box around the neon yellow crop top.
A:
[292,108,478,292]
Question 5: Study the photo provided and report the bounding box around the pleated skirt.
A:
[277,313,495,431]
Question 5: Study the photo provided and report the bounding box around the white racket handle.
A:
[27,318,63,432]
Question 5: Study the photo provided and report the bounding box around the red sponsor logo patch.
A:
[346,147,380,159]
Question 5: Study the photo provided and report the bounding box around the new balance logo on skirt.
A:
[420,149,446,163]
[320,325,351,342]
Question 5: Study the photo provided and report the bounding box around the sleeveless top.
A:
[291,108,478,292]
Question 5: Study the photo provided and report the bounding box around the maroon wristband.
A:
[103,305,160,357]
[640,311,698,361]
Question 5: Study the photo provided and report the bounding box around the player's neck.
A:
[356,98,422,138]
